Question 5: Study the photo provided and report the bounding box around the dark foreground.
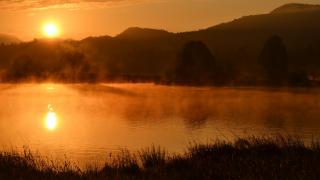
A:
[1,136,320,180]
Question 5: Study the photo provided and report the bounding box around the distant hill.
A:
[116,27,173,39]
[0,34,20,44]
[181,3,320,74]
[271,3,320,14]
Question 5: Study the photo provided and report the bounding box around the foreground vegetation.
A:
[1,136,320,179]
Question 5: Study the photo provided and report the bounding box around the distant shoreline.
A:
[0,81,319,89]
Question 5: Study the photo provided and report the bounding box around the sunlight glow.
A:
[46,112,57,130]
[43,23,59,38]
[45,104,58,130]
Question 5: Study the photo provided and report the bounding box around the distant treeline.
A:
[169,36,311,86]
[0,34,318,87]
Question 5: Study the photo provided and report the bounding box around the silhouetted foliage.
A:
[3,44,99,83]
[6,55,44,81]
[57,51,98,82]
[288,71,310,87]
[260,35,288,86]
[173,41,217,85]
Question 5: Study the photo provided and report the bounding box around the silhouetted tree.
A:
[6,55,44,81]
[260,35,288,86]
[174,41,216,85]
[58,51,98,82]
[288,71,310,87]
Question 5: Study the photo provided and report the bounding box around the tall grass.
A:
[1,136,320,179]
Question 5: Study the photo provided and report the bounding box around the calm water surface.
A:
[0,83,319,165]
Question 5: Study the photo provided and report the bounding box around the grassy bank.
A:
[1,136,320,179]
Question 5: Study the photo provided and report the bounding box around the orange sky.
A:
[0,0,319,41]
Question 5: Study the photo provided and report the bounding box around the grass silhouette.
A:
[1,136,320,179]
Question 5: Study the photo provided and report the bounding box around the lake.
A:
[0,83,319,166]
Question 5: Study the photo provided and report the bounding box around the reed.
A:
[1,136,320,179]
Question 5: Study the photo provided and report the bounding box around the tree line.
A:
[0,35,316,86]
[166,35,312,86]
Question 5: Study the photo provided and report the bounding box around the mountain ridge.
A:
[116,27,172,39]
[109,3,320,39]
[270,3,320,14]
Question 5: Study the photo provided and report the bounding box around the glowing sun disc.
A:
[43,23,59,38]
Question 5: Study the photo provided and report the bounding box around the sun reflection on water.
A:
[45,104,58,131]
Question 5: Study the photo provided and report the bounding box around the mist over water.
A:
[0,83,319,165]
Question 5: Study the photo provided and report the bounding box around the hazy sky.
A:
[0,0,319,40]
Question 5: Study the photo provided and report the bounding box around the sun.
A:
[43,23,59,38]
